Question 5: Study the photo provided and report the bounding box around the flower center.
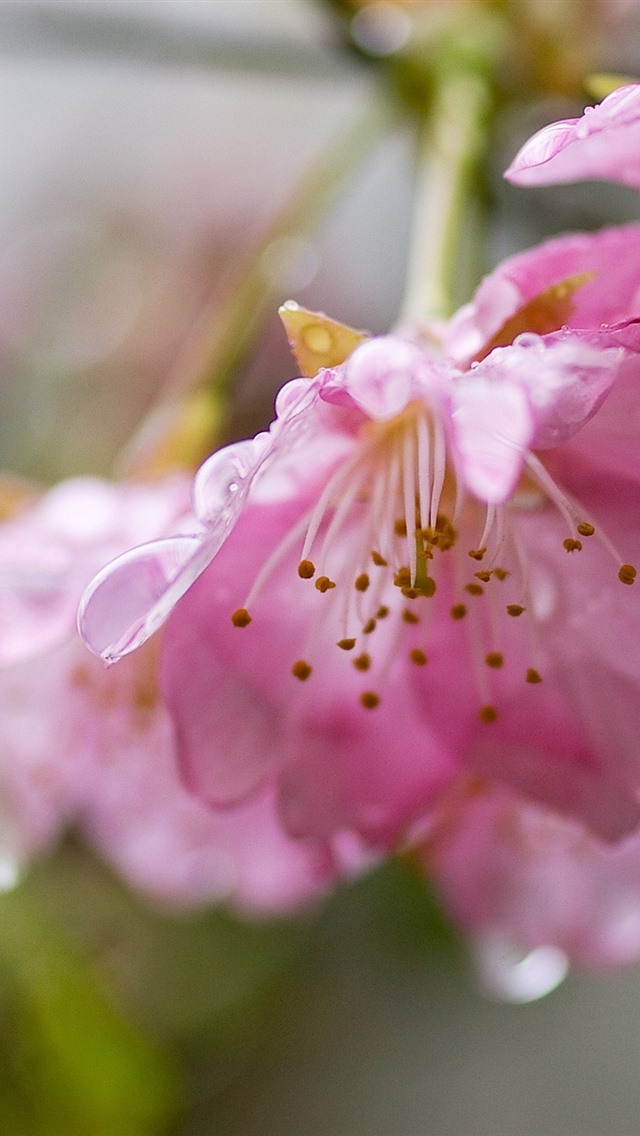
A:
[231,400,636,719]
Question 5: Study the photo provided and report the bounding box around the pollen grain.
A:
[298,559,316,579]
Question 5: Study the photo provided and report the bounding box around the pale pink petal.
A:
[471,329,631,457]
[81,670,333,913]
[342,336,421,420]
[505,84,640,188]
[0,476,192,666]
[450,376,533,502]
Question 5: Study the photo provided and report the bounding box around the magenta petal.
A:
[78,534,209,661]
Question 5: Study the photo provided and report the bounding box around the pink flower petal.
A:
[431,782,640,971]
[342,336,421,420]
[451,375,533,502]
[505,84,640,188]
[445,224,640,366]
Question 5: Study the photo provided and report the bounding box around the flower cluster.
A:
[0,476,348,912]
[5,80,640,990]
[81,218,640,860]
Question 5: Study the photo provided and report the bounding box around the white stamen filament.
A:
[242,507,314,611]
[430,415,446,529]
[525,453,579,537]
[402,426,418,585]
[417,410,431,533]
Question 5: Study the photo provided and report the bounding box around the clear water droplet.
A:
[473,934,569,1003]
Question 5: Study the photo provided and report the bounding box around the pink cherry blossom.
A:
[0,476,342,912]
[505,83,640,188]
[425,776,640,980]
[80,224,640,850]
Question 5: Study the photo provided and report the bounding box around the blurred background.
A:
[2,2,640,1133]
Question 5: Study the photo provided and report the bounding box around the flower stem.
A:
[398,65,493,326]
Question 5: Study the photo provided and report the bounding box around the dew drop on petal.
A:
[78,534,204,660]
[473,935,569,1003]
[193,438,268,526]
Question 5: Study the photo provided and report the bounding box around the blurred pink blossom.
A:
[426,776,640,974]
[80,223,640,852]
[0,476,344,911]
[505,83,640,188]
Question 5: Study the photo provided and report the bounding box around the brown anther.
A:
[506,604,525,617]
[363,618,377,634]
[231,608,252,628]
[493,568,509,581]
[468,548,486,561]
[435,513,456,545]
[394,518,407,537]
[371,551,388,567]
[451,604,467,620]
[376,605,390,619]
[619,563,637,586]
[353,653,371,671]
[475,570,492,583]
[402,609,419,624]
[361,691,380,709]
[577,522,595,537]
[479,705,498,723]
[485,652,504,669]
[563,538,583,552]
[355,573,370,592]
[526,668,542,684]
[337,638,356,651]
[298,559,316,579]
[409,648,428,666]
[292,660,312,681]
[315,575,335,593]
[394,567,411,587]
[402,577,436,600]
[465,583,484,596]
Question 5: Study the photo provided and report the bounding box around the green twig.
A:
[398,67,492,325]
